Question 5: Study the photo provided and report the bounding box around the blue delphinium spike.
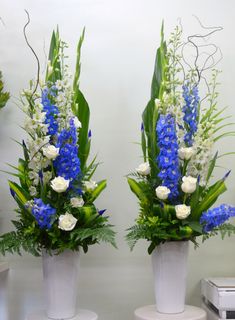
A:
[42,88,59,136]
[88,130,92,138]
[31,198,56,229]
[54,118,81,182]
[156,114,180,200]
[141,122,144,132]
[200,204,235,232]
[182,83,199,146]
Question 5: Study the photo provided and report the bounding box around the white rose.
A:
[51,176,70,193]
[84,180,97,191]
[136,162,150,176]
[181,176,197,194]
[175,204,191,220]
[179,147,194,160]
[42,145,60,160]
[155,186,170,200]
[70,197,84,208]
[58,213,77,231]
[73,116,82,129]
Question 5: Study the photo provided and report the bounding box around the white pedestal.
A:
[134,305,206,320]
[26,309,98,320]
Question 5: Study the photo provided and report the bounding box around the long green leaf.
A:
[195,180,227,218]
[142,99,159,179]
[88,180,107,203]
[127,178,148,203]
[8,181,29,204]
[74,89,90,171]
[151,21,167,100]
[206,151,218,184]
[73,27,85,91]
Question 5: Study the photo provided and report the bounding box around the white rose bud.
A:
[42,145,60,160]
[181,176,197,194]
[175,204,191,220]
[70,197,84,208]
[58,213,77,231]
[73,116,82,129]
[136,162,150,176]
[51,176,70,193]
[179,147,194,160]
[84,180,98,191]
[155,186,171,200]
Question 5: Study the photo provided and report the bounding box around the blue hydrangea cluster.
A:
[200,204,235,232]
[156,114,180,199]
[42,88,59,136]
[54,119,81,181]
[31,198,56,229]
[182,83,200,146]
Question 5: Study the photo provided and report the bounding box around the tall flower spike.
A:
[54,119,81,182]
[31,198,56,229]
[200,204,235,232]
[182,83,199,146]
[42,88,59,136]
[156,114,180,200]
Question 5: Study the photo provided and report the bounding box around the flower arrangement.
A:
[0,71,10,109]
[0,29,116,256]
[126,23,235,254]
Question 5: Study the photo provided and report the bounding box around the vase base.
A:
[26,309,98,320]
[134,305,206,320]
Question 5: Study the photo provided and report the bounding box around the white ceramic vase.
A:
[42,249,80,319]
[151,241,189,314]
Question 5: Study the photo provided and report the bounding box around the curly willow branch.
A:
[23,10,40,98]
[184,16,223,85]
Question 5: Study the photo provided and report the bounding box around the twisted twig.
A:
[23,10,40,98]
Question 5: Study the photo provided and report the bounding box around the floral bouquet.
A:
[126,23,235,254]
[0,29,116,256]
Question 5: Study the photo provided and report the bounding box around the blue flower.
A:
[200,204,235,232]
[42,88,59,136]
[54,118,81,182]
[57,119,77,147]
[54,143,81,180]
[156,114,180,200]
[182,83,199,146]
[31,198,56,229]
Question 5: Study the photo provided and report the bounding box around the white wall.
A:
[0,0,235,319]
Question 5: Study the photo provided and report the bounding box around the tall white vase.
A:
[151,241,189,314]
[42,249,80,319]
